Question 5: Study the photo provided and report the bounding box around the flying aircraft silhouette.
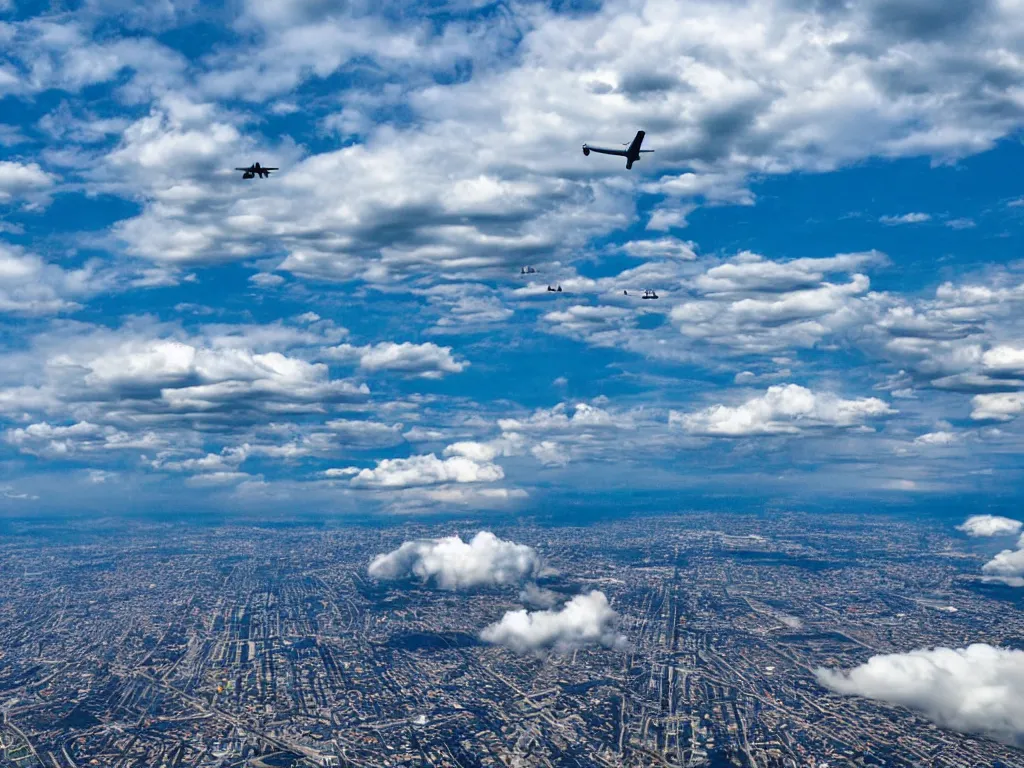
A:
[235,162,278,179]
[582,130,654,170]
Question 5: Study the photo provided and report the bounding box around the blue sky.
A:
[2,0,1024,516]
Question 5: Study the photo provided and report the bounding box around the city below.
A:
[0,510,1021,768]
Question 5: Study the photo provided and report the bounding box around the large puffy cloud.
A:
[972,393,1024,422]
[323,341,468,379]
[480,590,628,655]
[367,531,541,589]
[344,453,503,489]
[64,339,369,418]
[957,514,1023,538]
[671,384,894,437]
[981,546,1024,587]
[816,644,1024,745]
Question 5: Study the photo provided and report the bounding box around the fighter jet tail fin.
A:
[627,130,646,155]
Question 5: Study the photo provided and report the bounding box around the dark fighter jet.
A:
[582,130,653,170]
[235,162,278,179]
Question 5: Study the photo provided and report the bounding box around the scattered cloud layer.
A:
[2,0,1024,509]
[817,644,1024,745]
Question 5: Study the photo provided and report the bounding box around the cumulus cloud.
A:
[957,514,1023,538]
[0,244,110,315]
[64,338,368,418]
[912,430,958,446]
[480,590,628,655]
[367,531,541,589]
[324,341,468,379]
[670,384,894,437]
[343,451,504,489]
[668,251,886,355]
[619,237,697,261]
[972,393,1024,422]
[982,547,1024,588]
[498,401,632,434]
[0,160,56,205]
[5,420,166,458]
[816,644,1024,745]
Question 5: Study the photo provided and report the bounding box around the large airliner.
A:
[582,130,654,170]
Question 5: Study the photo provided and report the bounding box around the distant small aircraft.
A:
[547,285,563,293]
[641,289,659,300]
[235,162,278,179]
[582,130,654,170]
[520,266,537,275]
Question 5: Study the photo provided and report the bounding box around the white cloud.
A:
[5,420,166,458]
[324,341,467,379]
[1,20,187,99]
[982,547,1024,587]
[323,417,404,447]
[982,346,1024,377]
[0,160,56,205]
[519,583,562,609]
[945,218,976,230]
[880,212,931,225]
[531,440,570,467]
[957,514,1023,538]
[913,430,958,446]
[480,590,628,655]
[344,451,504,489]
[816,644,1024,744]
[670,384,894,437]
[0,244,110,315]
[423,285,515,333]
[75,339,368,415]
[498,401,632,434]
[367,531,541,589]
[664,251,886,355]
[971,393,1024,422]
[619,237,697,260]
[0,318,369,478]
[249,272,285,287]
